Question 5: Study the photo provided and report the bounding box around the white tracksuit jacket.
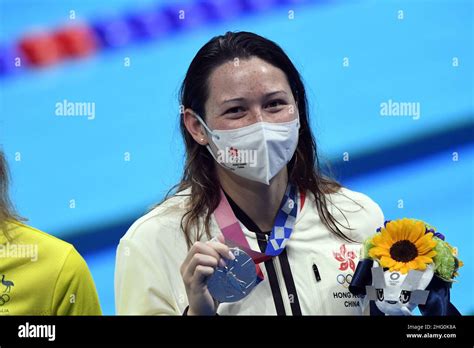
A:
[115,187,384,315]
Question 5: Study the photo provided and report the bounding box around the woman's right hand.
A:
[180,234,235,315]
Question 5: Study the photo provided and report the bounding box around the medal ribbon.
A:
[213,183,299,281]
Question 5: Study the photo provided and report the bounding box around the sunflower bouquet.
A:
[350,218,462,316]
[363,218,462,281]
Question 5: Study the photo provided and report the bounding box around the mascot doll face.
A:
[366,262,434,316]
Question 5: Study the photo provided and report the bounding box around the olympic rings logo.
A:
[336,273,353,288]
[0,294,11,306]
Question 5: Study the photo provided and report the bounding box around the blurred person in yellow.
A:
[0,150,102,315]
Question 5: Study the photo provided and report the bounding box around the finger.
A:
[193,265,215,284]
[183,242,221,267]
[185,253,219,280]
[207,240,235,261]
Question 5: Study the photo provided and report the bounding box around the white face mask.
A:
[193,112,300,185]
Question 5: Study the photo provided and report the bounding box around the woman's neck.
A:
[216,167,288,232]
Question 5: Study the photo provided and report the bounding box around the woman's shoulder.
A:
[3,220,93,283]
[120,188,192,246]
[1,220,100,315]
[4,220,75,256]
[328,186,383,215]
[322,186,385,241]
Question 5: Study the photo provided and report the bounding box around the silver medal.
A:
[207,248,258,303]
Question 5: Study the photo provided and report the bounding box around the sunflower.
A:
[368,218,437,274]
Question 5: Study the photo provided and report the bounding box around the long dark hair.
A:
[0,150,24,234]
[165,31,354,248]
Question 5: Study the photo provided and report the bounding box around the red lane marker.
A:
[54,25,97,58]
[19,33,63,66]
